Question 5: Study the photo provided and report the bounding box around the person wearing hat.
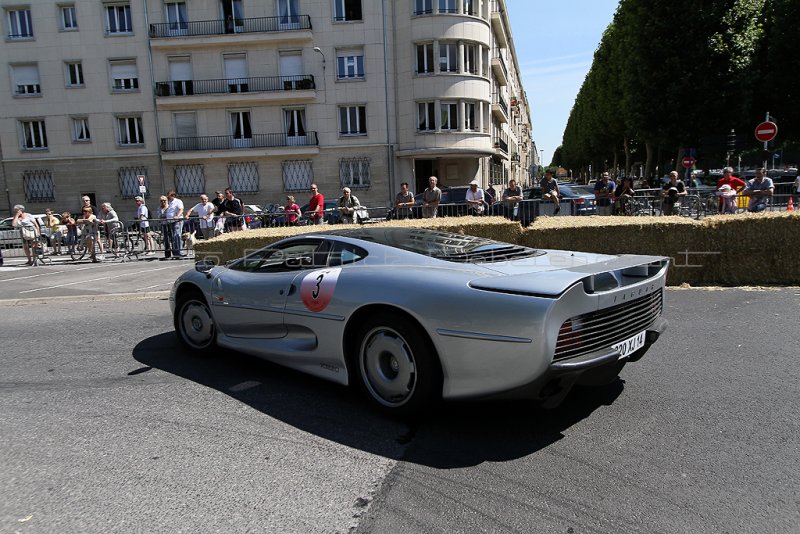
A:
[465,179,485,216]
[134,196,156,255]
[337,187,361,224]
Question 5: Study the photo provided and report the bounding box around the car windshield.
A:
[326,228,543,263]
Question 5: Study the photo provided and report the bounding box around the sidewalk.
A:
[0,249,194,268]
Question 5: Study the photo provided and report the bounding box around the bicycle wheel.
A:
[704,195,720,216]
[70,239,87,261]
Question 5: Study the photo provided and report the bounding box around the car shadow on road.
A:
[132,333,623,469]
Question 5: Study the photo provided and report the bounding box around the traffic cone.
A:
[788,197,795,211]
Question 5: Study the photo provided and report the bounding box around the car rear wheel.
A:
[356,314,440,417]
[175,291,217,355]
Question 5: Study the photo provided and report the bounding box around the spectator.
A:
[76,195,98,218]
[485,183,497,205]
[716,184,737,214]
[660,171,687,216]
[99,202,121,252]
[594,172,617,215]
[465,180,485,215]
[540,170,561,214]
[11,204,41,266]
[220,188,244,232]
[307,184,325,225]
[161,192,185,259]
[284,195,301,226]
[716,167,746,190]
[337,187,361,224]
[422,176,441,218]
[394,182,415,220]
[186,194,216,239]
[44,208,62,255]
[76,206,100,262]
[61,211,78,253]
[212,191,226,235]
[793,173,800,206]
[134,196,156,255]
[502,179,523,220]
[743,167,774,212]
[613,177,636,215]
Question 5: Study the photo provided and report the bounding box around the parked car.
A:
[172,227,669,417]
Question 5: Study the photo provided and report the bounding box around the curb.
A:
[0,291,171,307]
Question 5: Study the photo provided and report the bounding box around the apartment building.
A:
[0,0,533,218]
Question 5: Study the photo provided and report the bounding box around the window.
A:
[277,0,300,28]
[333,0,361,21]
[60,5,77,30]
[72,117,91,142]
[336,50,364,80]
[165,2,187,33]
[117,116,144,146]
[339,105,366,136]
[284,108,306,142]
[462,0,475,16]
[282,160,313,191]
[339,157,370,188]
[65,62,84,86]
[105,4,132,34]
[464,43,478,75]
[12,65,40,96]
[167,56,193,95]
[7,9,32,38]
[416,43,434,74]
[119,166,147,198]
[20,120,47,149]
[23,170,55,202]
[224,53,248,93]
[465,102,477,131]
[174,164,205,195]
[439,42,458,73]
[439,0,457,13]
[414,0,432,15]
[418,102,435,132]
[110,60,138,91]
[228,162,260,193]
[229,111,252,147]
[440,101,458,130]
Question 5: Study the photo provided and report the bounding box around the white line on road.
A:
[17,264,187,294]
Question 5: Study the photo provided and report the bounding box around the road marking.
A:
[17,265,186,294]
[137,283,173,291]
[0,270,68,282]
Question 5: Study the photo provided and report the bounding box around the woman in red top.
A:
[284,195,301,225]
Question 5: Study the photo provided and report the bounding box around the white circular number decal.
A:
[300,268,341,312]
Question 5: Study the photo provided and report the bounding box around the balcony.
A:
[161,132,318,152]
[490,1,509,47]
[154,75,317,108]
[491,55,508,86]
[493,136,508,159]
[491,93,508,123]
[149,15,312,48]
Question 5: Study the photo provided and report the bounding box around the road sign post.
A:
[137,174,147,195]
[756,113,778,167]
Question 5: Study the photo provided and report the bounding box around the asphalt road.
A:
[1,287,798,532]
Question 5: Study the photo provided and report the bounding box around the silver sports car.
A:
[171,227,668,416]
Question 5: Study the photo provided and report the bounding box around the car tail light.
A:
[575,198,584,204]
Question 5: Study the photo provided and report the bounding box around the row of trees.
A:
[555,0,799,179]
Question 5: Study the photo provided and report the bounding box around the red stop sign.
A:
[682,156,696,169]
[755,121,778,142]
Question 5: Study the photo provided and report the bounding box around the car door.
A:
[211,239,328,338]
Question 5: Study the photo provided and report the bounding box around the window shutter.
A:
[14,65,40,85]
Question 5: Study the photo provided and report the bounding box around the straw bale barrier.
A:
[195,212,800,286]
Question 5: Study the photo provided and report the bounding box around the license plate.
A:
[612,331,646,360]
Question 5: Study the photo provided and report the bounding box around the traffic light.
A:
[727,129,736,151]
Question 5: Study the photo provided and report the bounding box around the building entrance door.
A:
[414,159,434,194]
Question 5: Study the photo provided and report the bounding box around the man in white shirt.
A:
[164,191,185,259]
[185,194,216,239]
[466,180,485,215]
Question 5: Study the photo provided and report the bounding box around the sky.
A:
[505,0,620,166]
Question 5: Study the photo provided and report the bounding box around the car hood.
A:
[470,250,668,296]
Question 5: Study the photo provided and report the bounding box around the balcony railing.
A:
[155,75,315,97]
[493,53,508,78]
[161,132,319,152]
[492,93,508,115]
[149,15,311,38]
[493,137,508,153]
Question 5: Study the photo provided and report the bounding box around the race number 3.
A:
[300,268,341,312]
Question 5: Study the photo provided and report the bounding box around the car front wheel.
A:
[175,291,217,355]
[355,313,440,417]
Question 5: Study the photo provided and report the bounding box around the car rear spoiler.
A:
[468,256,669,297]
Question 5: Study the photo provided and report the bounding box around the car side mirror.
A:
[195,259,216,274]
